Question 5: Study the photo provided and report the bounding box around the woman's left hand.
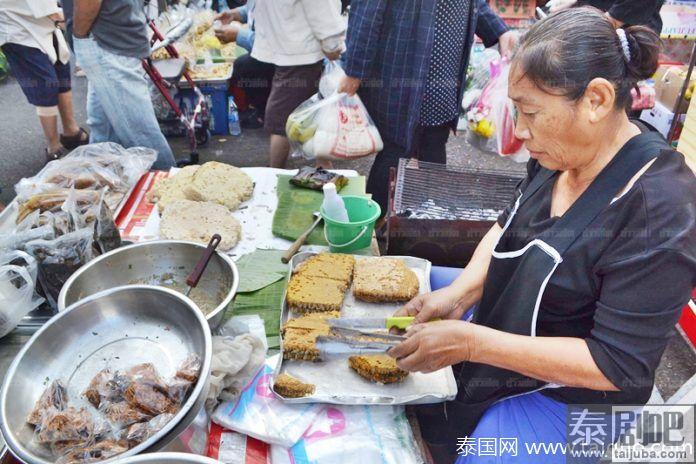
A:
[388,321,478,373]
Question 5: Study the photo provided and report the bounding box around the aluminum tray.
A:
[273,252,457,405]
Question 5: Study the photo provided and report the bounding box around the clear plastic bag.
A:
[318,61,346,98]
[212,362,323,447]
[0,250,44,338]
[465,59,529,163]
[15,142,156,211]
[25,227,95,309]
[271,405,424,464]
[288,62,383,161]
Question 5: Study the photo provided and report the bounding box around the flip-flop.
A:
[45,146,70,161]
[59,127,90,150]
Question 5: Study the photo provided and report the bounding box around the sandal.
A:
[45,146,70,161]
[59,127,90,150]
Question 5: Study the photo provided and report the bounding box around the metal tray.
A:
[273,252,457,405]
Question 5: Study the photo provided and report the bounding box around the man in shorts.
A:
[0,0,89,160]
[249,0,345,168]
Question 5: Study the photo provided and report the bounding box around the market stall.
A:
[0,143,443,463]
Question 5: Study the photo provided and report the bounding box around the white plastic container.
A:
[321,183,349,222]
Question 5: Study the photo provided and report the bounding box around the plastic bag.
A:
[271,405,424,464]
[15,142,156,211]
[288,62,383,161]
[318,61,346,98]
[25,227,95,309]
[212,360,323,447]
[207,423,270,463]
[0,250,44,338]
[466,59,528,162]
[0,210,55,253]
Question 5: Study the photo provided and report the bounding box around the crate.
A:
[178,83,229,135]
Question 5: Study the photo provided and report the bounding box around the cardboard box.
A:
[640,101,676,138]
[653,65,693,113]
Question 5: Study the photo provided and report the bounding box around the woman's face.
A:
[508,62,598,171]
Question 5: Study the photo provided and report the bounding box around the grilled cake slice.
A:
[348,354,409,384]
[352,258,420,303]
[294,253,356,285]
[282,312,338,361]
[273,373,316,398]
[286,273,348,313]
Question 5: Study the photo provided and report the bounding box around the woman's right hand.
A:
[394,285,470,323]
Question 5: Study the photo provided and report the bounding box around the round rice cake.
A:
[160,199,241,250]
[147,165,200,213]
[183,161,253,211]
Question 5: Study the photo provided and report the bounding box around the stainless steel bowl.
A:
[1,286,212,464]
[119,452,220,463]
[58,240,239,329]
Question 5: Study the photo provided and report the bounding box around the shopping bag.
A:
[286,62,383,161]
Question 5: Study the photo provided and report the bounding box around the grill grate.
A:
[393,159,524,221]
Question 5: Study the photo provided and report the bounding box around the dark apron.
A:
[417,131,673,453]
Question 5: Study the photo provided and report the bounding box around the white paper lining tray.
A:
[272,252,458,405]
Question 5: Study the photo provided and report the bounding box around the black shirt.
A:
[577,0,665,34]
[496,148,696,405]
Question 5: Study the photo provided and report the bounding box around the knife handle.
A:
[385,316,415,330]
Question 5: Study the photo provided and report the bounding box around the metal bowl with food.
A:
[58,240,239,328]
[1,285,212,464]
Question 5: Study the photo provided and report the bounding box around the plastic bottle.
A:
[227,95,241,136]
[321,182,349,222]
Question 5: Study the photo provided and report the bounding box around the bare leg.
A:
[38,114,62,152]
[57,91,81,136]
[269,134,290,168]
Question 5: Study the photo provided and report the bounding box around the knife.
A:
[315,328,406,357]
[327,316,415,330]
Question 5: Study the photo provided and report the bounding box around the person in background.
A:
[249,0,345,168]
[61,0,175,170]
[545,0,665,33]
[338,0,518,215]
[215,0,275,128]
[0,0,89,160]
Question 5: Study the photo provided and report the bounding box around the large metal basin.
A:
[58,240,238,329]
[1,286,212,464]
[119,452,219,463]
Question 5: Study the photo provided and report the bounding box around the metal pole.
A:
[668,41,696,143]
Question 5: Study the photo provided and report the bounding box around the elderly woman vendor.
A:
[390,8,696,463]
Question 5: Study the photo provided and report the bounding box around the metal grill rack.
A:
[386,159,525,267]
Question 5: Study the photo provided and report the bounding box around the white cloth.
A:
[205,334,266,413]
[251,0,346,66]
[0,0,70,64]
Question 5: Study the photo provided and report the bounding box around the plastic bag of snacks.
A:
[271,405,424,464]
[466,59,528,162]
[212,361,322,447]
[0,250,44,338]
[287,63,383,161]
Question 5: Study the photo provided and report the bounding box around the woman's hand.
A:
[215,23,242,44]
[394,285,470,323]
[388,321,477,373]
[216,9,243,25]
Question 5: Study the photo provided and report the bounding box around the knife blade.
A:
[327,316,415,330]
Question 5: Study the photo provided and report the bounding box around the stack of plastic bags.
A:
[211,357,424,463]
[286,62,384,161]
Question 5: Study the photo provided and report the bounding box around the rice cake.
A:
[282,312,338,361]
[183,161,253,211]
[352,257,420,303]
[273,373,315,398]
[146,165,200,213]
[286,273,348,313]
[294,253,355,285]
[160,199,241,250]
[349,354,409,384]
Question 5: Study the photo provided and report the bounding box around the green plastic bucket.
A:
[321,195,381,253]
